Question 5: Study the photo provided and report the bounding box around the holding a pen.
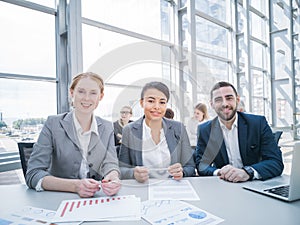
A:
[119,82,196,183]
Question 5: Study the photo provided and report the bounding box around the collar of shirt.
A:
[219,113,239,131]
[72,111,99,136]
[142,119,165,142]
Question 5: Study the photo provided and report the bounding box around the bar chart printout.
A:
[52,195,141,222]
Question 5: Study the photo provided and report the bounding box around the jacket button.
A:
[88,152,91,155]
[92,175,96,179]
[89,163,93,167]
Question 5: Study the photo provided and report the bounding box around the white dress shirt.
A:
[213,114,261,179]
[73,112,99,179]
[142,119,171,178]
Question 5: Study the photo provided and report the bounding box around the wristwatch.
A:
[242,166,254,181]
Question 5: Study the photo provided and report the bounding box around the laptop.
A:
[243,142,300,202]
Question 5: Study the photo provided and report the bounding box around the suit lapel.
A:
[163,119,177,162]
[60,112,81,150]
[132,117,144,165]
[237,114,248,163]
[211,119,228,164]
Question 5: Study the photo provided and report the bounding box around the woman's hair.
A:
[140,81,170,101]
[194,103,209,120]
[70,72,104,93]
[164,108,174,119]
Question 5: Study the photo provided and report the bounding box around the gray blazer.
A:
[26,112,120,189]
[119,117,195,179]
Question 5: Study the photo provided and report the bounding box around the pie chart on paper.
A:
[188,211,207,219]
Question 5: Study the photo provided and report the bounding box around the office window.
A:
[197,56,229,83]
[249,11,266,42]
[250,41,265,69]
[0,2,56,77]
[196,0,230,24]
[0,79,56,134]
[196,16,228,58]
[237,36,246,72]
[81,0,168,41]
[249,0,267,15]
[271,1,290,31]
[272,32,291,80]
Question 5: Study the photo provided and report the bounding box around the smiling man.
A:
[194,81,284,182]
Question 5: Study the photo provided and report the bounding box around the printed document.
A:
[142,200,224,225]
[148,179,200,200]
[52,195,141,223]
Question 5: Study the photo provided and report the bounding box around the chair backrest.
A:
[273,131,283,145]
[17,142,34,177]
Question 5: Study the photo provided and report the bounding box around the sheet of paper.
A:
[0,206,81,225]
[52,195,141,223]
[148,179,200,200]
[141,200,224,225]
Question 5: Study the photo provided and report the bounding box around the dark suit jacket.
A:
[194,112,284,180]
[119,116,195,179]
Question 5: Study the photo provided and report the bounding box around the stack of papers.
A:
[0,206,81,225]
[142,200,224,225]
[52,195,141,223]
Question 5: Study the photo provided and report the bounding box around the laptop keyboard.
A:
[264,185,290,198]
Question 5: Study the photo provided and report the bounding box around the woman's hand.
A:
[168,163,183,180]
[101,170,121,196]
[75,178,100,198]
[134,166,149,183]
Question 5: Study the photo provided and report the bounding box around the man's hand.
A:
[218,165,249,182]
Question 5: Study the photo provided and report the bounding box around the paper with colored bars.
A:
[52,195,141,223]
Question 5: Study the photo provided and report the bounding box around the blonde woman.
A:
[26,72,121,197]
[187,103,209,149]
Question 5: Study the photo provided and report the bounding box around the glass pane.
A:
[81,0,170,41]
[275,83,293,126]
[250,0,267,15]
[82,25,170,84]
[82,25,174,120]
[250,11,266,41]
[250,41,264,68]
[196,0,230,24]
[272,31,292,80]
[197,56,229,88]
[237,36,246,72]
[271,1,290,31]
[196,17,228,58]
[0,79,56,141]
[0,2,56,77]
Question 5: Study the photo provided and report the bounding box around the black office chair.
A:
[273,131,283,145]
[17,142,34,177]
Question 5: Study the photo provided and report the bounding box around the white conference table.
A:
[0,176,299,225]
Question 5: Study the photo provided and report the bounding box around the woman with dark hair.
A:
[119,81,195,183]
